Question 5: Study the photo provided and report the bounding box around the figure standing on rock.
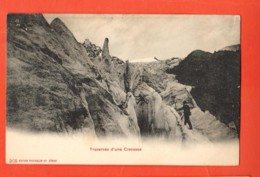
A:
[178,101,193,130]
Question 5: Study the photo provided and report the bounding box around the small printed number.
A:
[9,159,17,163]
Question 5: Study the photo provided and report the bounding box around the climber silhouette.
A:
[178,101,193,130]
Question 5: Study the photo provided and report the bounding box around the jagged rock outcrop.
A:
[7,14,139,137]
[50,18,97,76]
[83,38,126,103]
[83,39,102,58]
[102,38,113,73]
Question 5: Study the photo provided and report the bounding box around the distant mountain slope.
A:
[166,49,240,133]
[219,44,240,52]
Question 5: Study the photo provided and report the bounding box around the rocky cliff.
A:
[7,14,136,137]
[166,48,240,134]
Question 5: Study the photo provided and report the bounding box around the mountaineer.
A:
[178,101,193,130]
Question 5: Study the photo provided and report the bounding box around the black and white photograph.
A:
[6,14,240,165]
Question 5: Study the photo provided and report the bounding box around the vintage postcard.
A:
[6,14,240,165]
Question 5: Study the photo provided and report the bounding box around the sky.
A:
[44,14,240,61]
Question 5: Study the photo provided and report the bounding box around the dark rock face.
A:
[6,14,136,137]
[167,49,240,133]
